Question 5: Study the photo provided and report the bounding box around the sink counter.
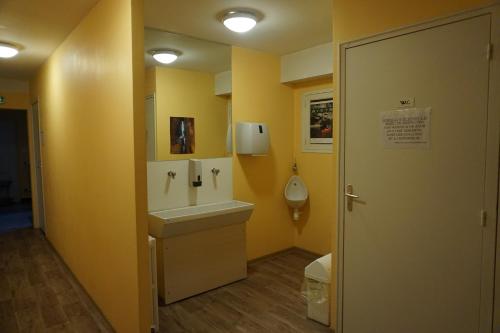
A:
[148,200,254,238]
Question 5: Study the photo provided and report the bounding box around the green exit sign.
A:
[0,96,5,104]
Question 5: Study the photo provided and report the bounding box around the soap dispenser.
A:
[189,159,202,187]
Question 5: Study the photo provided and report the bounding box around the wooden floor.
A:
[0,228,113,333]
[0,228,333,333]
[159,248,333,333]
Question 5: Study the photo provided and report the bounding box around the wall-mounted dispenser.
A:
[189,159,202,187]
[236,122,269,155]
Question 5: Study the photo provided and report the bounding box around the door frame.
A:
[145,94,157,161]
[30,99,46,232]
[336,5,500,332]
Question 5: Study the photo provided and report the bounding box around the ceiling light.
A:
[222,10,258,33]
[149,49,181,64]
[0,42,19,58]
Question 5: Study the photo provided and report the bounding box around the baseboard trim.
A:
[248,246,324,264]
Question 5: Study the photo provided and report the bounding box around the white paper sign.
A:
[380,107,431,149]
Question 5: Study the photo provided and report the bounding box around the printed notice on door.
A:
[380,107,431,149]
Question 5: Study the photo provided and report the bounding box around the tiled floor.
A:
[0,228,113,332]
[159,248,333,333]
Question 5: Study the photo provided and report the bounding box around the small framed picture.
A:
[302,89,333,153]
[170,117,195,154]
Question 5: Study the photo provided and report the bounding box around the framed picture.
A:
[170,117,195,154]
[302,89,333,153]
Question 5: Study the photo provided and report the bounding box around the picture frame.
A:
[302,89,333,153]
[170,117,195,154]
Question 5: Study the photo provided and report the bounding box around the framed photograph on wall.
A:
[302,89,333,153]
[170,117,195,154]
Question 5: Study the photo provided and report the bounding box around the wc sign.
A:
[397,97,415,108]
[0,96,5,104]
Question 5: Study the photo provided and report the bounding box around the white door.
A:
[145,95,156,161]
[32,101,46,232]
[340,14,496,333]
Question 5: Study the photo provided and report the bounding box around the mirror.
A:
[144,28,232,161]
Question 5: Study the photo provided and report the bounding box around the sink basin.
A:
[148,200,254,238]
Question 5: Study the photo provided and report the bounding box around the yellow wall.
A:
[29,0,151,332]
[333,0,494,44]
[232,48,333,258]
[152,67,228,160]
[0,91,30,110]
[232,47,295,260]
[330,0,495,328]
[292,78,333,255]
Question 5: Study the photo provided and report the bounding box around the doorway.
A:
[31,101,46,232]
[337,8,499,333]
[0,109,33,233]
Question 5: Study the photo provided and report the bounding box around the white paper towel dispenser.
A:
[236,122,269,155]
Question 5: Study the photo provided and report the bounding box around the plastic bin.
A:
[304,253,331,326]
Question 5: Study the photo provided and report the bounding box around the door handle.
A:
[345,184,359,212]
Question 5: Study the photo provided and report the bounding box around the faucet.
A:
[211,168,220,176]
[167,171,176,179]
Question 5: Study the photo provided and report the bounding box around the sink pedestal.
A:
[148,200,254,304]
[156,222,247,304]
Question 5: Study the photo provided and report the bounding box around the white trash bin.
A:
[304,253,331,326]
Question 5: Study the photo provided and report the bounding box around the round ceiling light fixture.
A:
[221,10,260,33]
[0,42,19,59]
[149,49,181,64]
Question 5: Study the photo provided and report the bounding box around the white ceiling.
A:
[0,0,332,81]
[144,0,333,55]
[0,0,98,80]
[145,29,231,73]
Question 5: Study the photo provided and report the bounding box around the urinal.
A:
[284,175,308,221]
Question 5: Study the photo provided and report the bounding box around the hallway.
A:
[0,229,113,332]
[0,109,33,234]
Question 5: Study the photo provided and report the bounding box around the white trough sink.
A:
[148,200,254,238]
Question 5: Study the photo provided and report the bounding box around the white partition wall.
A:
[147,157,233,212]
[281,43,333,83]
